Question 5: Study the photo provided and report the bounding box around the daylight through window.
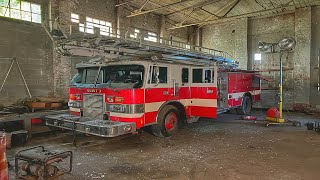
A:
[71,13,113,36]
[0,0,41,23]
[144,32,157,42]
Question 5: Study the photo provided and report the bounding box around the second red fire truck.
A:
[46,30,262,137]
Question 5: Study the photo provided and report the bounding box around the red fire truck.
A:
[46,30,261,137]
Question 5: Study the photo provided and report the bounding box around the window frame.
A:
[148,65,169,85]
[182,67,189,84]
[192,68,215,84]
[0,0,42,24]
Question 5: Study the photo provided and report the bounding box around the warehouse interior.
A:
[1,0,320,179]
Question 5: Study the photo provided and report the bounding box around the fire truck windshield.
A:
[71,65,145,89]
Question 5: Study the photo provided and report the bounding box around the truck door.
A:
[180,67,191,116]
[144,64,170,125]
[190,66,218,119]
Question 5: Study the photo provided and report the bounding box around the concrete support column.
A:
[159,15,166,38]
[293,7,311,105]
[235,18,248,70]
[115,0,120,34]
[53,47,72,98]
[195,27,202,47]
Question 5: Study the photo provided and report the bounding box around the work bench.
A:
[0,110,67,136]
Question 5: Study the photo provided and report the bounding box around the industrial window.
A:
[71,13,79,23]
[71,13,112,36]
[192,69,203,83]
[0,0,41,23]
[149,66,167,84]
[254,53,262,61]
[130,29,140,38]
[185,44,191,50]
[182,68,189,83]
[144,32,157,42]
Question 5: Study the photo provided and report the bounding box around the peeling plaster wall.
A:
[202,7,316,109]
[293,7,311,106]
[202,18,248,69]
[249,13,296,109]
[311,6,320,107]
[0,1,53,106]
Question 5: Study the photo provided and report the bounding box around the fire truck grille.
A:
[83,94,104,120]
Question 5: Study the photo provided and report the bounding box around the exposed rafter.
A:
[176,8,197,26]
[167,1,320,30]
[126,0,194,17]
[168,0,239,30]
[115,0,137,7]
[166,0,222,16]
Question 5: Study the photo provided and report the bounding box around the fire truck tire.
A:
[237,95,252,115]
[152,105,180,137]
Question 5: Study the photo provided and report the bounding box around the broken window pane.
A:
[71,18,79,23]
[21,11,31,21]
[21,1,30,12]
[32,13,41,23]
[93,18,99,24]
[85,28,94,34]
[0,7,7,16]
[86,17,93,22]
[0,0,9,6]
[100,20,105,25]
[10,0,20,9]
[10,8,20,19]
[144,32,157,42]
[71,13,79,19]
[79,23,85,32]
[0,0,41,24]
[130,29,140,38]
[31,4,40,14]
[254,53,262,61]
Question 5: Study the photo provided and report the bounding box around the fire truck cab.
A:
[46,57,260,137]
[45,28,261,138]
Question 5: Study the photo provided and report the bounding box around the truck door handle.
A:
[163,91,169,95]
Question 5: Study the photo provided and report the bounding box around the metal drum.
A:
[0,132,8,180]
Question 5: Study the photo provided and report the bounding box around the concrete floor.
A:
[7,110,320,180]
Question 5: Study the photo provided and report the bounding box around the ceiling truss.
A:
[118,0,320,29]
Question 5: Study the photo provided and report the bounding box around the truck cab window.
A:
[204,69,212,83]
[149,66,167,84]
[182,68,189,83]
[192,69,203,83]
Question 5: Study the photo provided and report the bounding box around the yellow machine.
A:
[259,38,296,123]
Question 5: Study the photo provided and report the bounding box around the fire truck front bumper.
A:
[45,114,136,137]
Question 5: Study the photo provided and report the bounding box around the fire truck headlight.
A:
[68,101,82,108]
[124,125,132,132]
[70,94,81,100]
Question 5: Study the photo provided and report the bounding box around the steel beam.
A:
[176,8,197,26]
[115,0,137,7]
[126,0,194,17]
[166,0,222,17]
[198,0,241,28]
[168,1,320,30]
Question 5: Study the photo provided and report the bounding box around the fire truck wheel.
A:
[152,105,180,137]
[237,95,252,115]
